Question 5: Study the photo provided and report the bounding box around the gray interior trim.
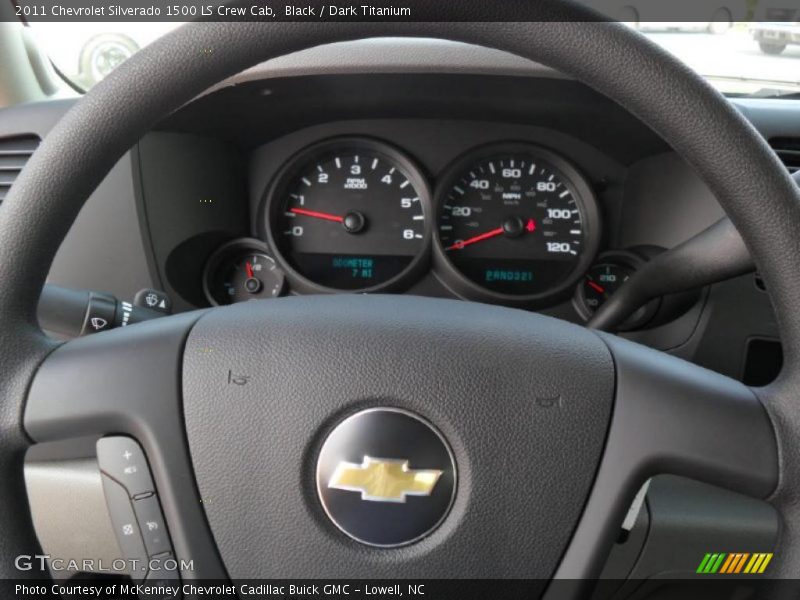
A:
[24,457,123,579]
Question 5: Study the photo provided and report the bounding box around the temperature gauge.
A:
[581,263,634,312]
[574,251,658,330]
[203,239,285,306]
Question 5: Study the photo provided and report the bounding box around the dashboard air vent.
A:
[0,135,40,206]
[769,137,800,175]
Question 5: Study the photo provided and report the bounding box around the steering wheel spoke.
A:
[553,333,778,587]
[24,312,227,579]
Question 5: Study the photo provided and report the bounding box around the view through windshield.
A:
[26,21,800,96]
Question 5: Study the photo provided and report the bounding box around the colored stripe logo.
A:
[697,553,773,574]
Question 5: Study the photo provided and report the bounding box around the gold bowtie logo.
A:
[328,456,443,503]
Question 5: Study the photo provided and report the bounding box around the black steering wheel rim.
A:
[2,8,799,590]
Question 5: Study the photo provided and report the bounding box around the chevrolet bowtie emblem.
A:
[317,409,455,546]
[328,456,443,503]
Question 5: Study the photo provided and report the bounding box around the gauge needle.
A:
[586,279,606,294]
[245,261,254,278]
[445,227,505,251]
[290,207,344,223]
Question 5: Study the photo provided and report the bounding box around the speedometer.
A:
[434,144,600,306]
[264,138,431,293]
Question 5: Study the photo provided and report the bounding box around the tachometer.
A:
[265,138,431,293]
[434,144,600,306]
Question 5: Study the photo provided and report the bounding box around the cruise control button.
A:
[100,474,148,581]
[97,437,155,497]
[134,495,172,556]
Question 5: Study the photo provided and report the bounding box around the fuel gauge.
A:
[204,239,285,306]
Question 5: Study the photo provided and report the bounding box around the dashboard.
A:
[0,39,795,386]
[137,68,673,330]
[196,124,665,334]
[152,78,707,337]
[210,134,604,313]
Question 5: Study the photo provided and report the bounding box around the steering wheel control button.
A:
[316,408,456,547]
[98,436,179,587]
[100,474,148,581]
[97,436,155,498]
[133,495,172,557]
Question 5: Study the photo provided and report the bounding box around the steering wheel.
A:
[2,7,800,596]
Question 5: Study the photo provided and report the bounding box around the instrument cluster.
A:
[203,136,630,318]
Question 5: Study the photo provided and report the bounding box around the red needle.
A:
[587,280,605,294]
[245,261,254,278]
[446,227,505,251]
[290,207,344,223]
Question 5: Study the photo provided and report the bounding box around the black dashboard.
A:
[136,73,721,329]
[139,74,660,319]
[1,46,795,386]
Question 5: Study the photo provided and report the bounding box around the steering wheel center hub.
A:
[181,295,614,577]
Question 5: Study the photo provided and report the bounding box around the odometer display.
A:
[435,145,600,304]
[267,139,430,292]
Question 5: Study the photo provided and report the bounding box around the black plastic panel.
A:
[162,75,669,163]
[135,132,249,312]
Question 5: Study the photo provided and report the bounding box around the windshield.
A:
[26,21,800,97]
